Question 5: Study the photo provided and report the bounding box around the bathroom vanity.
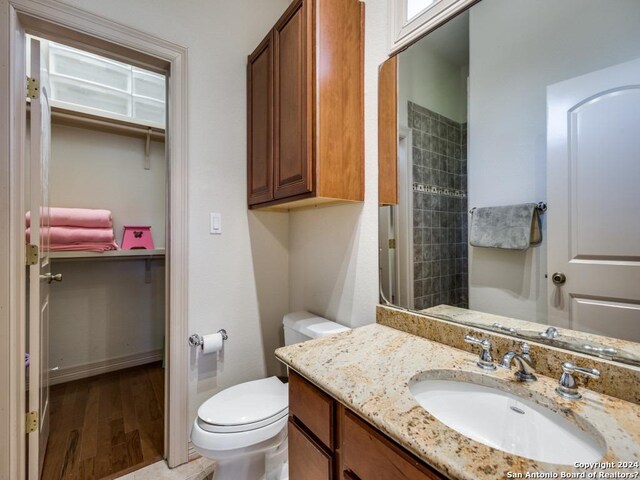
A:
[287,370,444,480]
[276,319,640,480]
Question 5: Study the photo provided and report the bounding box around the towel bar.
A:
[469,202,547,215]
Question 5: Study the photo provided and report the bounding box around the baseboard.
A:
[188,442,200,462]
[50,349,163,385]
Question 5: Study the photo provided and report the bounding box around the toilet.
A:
[191,311,350,480]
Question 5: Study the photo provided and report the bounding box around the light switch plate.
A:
[210,213,222,235]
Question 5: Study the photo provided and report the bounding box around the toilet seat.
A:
[196,376,288,434]
[198,408,288,433]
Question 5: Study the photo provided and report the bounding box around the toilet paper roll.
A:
[201,332,224,354]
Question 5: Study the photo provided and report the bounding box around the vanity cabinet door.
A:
[342,410,445,480]
[289,370,335,449]
[247,33,274,206]
[289,419,333,480]
[273,0,313,200]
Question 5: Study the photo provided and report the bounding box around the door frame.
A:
[397,125,414,309]
[0,0,191,476]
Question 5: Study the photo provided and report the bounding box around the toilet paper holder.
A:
[188,329,228,348]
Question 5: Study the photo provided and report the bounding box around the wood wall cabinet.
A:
[248,34,274,205]
[288,370,447,480]
[247,0,364,211]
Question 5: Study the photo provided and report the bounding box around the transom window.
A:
[45,41,166,128]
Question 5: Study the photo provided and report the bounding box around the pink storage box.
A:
[121,225,155,250]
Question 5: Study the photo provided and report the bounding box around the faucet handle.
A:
[562,362,600,378]
[540,326,559,339]
[556,362,600,400]
[464,335,496,371]
[520,342,534,365]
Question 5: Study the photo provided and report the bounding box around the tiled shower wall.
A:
[409,101,468,310]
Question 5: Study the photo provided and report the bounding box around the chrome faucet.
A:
[555,362,600,400]
[464,335,496,371]
[500,343,537,382]
[540,326,559,339]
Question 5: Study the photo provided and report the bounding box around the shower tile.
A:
[408,101,468,309]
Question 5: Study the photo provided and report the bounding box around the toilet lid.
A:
[198,376,288,432]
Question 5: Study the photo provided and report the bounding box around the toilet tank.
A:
[283,311,350,346]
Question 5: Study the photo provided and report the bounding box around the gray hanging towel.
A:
[469,203,542,250]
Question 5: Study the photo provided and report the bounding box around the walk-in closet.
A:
[26,38,168,479]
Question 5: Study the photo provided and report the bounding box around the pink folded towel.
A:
[50,242,118,253]
[26,226,116,244]
[26,207,113,228]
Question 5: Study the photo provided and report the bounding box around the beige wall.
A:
[49,260,165,371]
[288,0,387,329]
[50,124,166,248]
[398,43,467,127]
[48,124,166,371]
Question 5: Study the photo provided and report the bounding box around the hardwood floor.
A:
[42,362,164,480]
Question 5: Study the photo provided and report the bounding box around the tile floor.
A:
[114,457,215,480]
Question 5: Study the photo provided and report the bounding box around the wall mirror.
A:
[379,0,640,367]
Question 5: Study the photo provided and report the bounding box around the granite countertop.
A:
[275,324,640,480]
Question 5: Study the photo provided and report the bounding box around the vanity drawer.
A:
[289,369,335,449]
[342,410,445,480]
[289,419,333,480]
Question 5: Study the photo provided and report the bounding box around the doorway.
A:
[27,37,168,479]
[1,3,190,478]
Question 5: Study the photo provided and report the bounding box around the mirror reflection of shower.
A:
[383,11,470,311]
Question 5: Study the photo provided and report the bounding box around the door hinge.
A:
[26,244,39,266]
[25,411,38,433]
[388,239,396,249]
[26,77,40,100]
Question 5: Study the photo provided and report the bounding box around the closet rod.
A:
[27,103,165,142]
[51,107,166,142]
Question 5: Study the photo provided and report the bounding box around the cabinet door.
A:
[378,56,398,206]
[247,33,274,206]
[273,0,313,199]
[289,419,333,480]
[289,370,335,450]
[342,410,444,480]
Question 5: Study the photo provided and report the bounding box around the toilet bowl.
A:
[191,376,289,480]
[191,312,350,480]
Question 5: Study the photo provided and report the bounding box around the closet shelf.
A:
[27,104,166,142]
[50,248,165,261]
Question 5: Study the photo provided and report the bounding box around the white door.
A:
[28,37,53,479]
[547,58,640,341]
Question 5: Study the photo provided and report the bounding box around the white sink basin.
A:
[409,378,605,465]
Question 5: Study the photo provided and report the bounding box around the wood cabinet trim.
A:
[289,370,335,450]
[288,419,333,480]
[273,0,314,200]
[314,0,365,202]
[247,33,274,206]
[342,409,446,480]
